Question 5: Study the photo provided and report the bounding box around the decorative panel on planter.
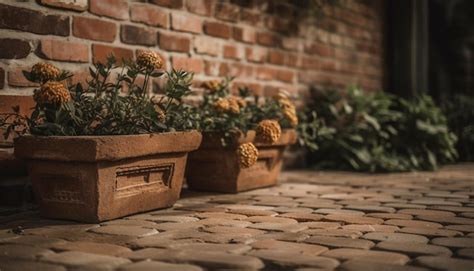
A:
[186,129,297,193]
[14,131,202,222]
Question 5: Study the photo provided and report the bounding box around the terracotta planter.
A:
[186,129,297,193]
[14,131,202,222]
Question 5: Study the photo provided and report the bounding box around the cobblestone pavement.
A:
[1,164,474,271]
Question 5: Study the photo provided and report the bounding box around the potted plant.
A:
[186,79,320,193]
[0,52,201,222]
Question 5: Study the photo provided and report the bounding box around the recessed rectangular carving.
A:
[115,164,174,198]
[39,174,84,204]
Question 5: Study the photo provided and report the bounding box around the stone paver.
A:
[41,251,130,269]
[338,260,429,271]
[322,248,410,265]
[376,241,452,256]
[1,165,474,270]
[415,256,474,271]
[118,260,203,271]
[362,232,429,243]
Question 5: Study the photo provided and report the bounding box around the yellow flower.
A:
[136,51,163,71]
[283,108,298,127]
[213,98,230,113]
[34,81,70,105]
[154,105,166,122]
[237,142,259,168]
[31,62,60,82]
[229,96,246,108]
[256,119,281,144]
[202,80,221,92]
[227,97,240,114]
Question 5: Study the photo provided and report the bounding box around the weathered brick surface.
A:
[0,1,387,112]
[92,44,133,65]
[121,25,156,46]
[38,39,89,62]
[1,165,474,270]
[0,4,69,36]
[73,16,117,42]
[89,0,128,20]
[130,4,168,28]
[0,39,30,59]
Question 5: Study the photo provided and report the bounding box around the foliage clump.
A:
[1,52,196,138]
[308,87,457,172]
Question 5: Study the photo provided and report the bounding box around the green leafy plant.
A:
[193,78,324,151]
[1,52,196,138]
[441,95,474,161]
[308,86,457,172]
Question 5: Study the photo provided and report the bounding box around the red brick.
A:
[39,0,88,12]
[158,32,190,53]
[92,44,133,65]
[232,81,263,96]
[256,67,277,81]
[302,56,320,70]
[66,69,90,87]
[204,21,232,39]
[194,36,220,56]
[0,4,69,36]
[0,39,30,59]
[257,32,281,47]
[282,37,302,51]
[233,27,256,44]
[121,25,156,46]
[223,45,242,60]
[241,9,261,26]
[266,17,292,33]
[268,50,286,65]
[172,56,203,73]
[305,43,334,57]
[0,68,4,89]
[204,60,221,76]
[130,4,168,28]
[38,39,89,63]
[215,3,240,22]
[186,0,213,16]
[8,67,38,87]
[89,0,128,20]
[246,47,266,63]
[219,63,252,77]
[171,13,202,34]
[73,16,116,42]
[278,69,295,83]
[150,0,183,9]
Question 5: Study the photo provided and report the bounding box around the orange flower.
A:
[256,119,282,144]
[136,51,163,71]
[31,62,60,82]
[237,142,258,168]
[34,81,70,105]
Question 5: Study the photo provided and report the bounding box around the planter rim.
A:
[199,129,297,148]
[15,130,202,162]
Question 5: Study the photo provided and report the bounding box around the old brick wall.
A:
[0,0,386,103]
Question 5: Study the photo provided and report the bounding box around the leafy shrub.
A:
[193,79,322,150]
[309,87,457,172]
[442,95,474,161]
[1,53,196,137]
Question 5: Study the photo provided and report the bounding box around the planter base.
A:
[186,130,296,193]
[15,132,201,222]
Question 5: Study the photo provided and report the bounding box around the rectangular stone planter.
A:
[14,131,202,223]
[186,129,297,193]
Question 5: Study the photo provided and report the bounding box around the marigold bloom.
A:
[136,51,163,71]
[284,109,298,127]
[256,119,282,144]
[34,81,70,105]
[214,98,230,113]
[203,80,221,92]
[229,96,246,108]
[237,142,259,168]
[31,62,60,82]
[154,105,166,122]
[227,97,240,114]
